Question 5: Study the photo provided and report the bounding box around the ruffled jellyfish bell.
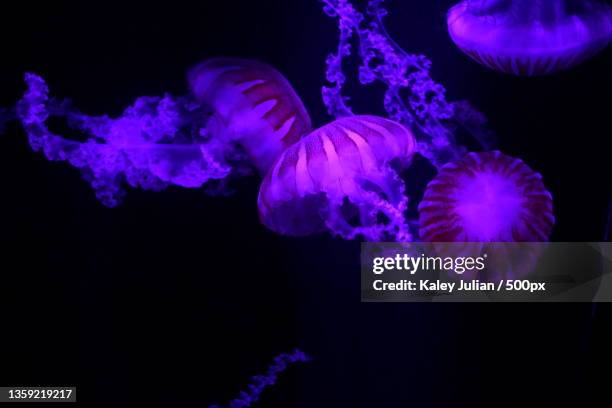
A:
[189,58,312,174]
[13,59,311,207]
[258,115,417,241]
[419,151,554,242]
[418,151,555,280]
[447,0,612,75]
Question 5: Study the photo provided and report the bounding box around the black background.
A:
[1,1,610,407]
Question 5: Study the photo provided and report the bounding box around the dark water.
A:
[1,1,610,407]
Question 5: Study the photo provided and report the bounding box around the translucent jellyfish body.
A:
[189,58,312,174]
[418,151,554,242]
[447,0,612,75]
[15,57,310,207]
[16,74,233,207]
[258,115,416,241]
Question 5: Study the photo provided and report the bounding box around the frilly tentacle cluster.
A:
[321,0,494,168]
[322,165,411,241]
[16,73,233,207]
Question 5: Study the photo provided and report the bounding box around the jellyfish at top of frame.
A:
[258,115,417,242]
[418,151,554,242]
[447,0,612,75]
[189,58,312,174]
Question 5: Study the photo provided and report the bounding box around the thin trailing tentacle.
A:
[208,349,309,408]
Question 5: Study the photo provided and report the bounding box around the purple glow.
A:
[258,115,416,241]
[321,0,494,168]
[418,151,555,242]
[448,0,612,76]
[14,58,311,207]
[16,73,233,207]
[209,349,309,408]
[189,58,312,174]
[7,2,515,244]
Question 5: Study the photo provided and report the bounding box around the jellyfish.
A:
[13,57,311,207]
[447,0,612,76]
[418,151,554,280]
[188,58,312,174]
[258,115,417,241]
[418,151,554,242]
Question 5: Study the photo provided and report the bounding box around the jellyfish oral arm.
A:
[15,73,234,207]
[321,0,494,168]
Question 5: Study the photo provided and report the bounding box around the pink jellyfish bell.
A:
[419,151,555,281]
[188,58,312,174]
[418,151,554,242]
[258,115,417,241]
[447,0,612,75]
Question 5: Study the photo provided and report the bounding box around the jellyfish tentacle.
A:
[16,73,232,207]
[208,349,309,408]
[13,56,312,207]
[322,0,494,169]
[323,165,411,241]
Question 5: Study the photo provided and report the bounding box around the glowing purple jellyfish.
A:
[189,58,312,174]
[448,0,612,76]
[8,0,495,240]
[418,151,554,242]
[258,115,416,241]
[14,57,311,207]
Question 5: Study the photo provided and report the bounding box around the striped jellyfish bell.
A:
[258,115,417,241]
[418,151,555,242]
[447,0,612,76]
[189,58,312,174]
